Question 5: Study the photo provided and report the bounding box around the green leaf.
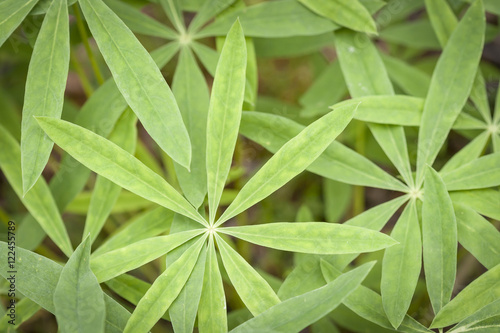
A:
[216,235,280,315]
[158,0,185,33]
[91,229,203,282]
[441,153,500,191]
[0,0,39,47]
[298,0,377,34]
[78,0,192,169]
[0,297,40,331]
[123,236,206,333]
[198,236,227,333]
[323,179,352,223]
[219,222,397,254]
[423,166,457,314]
[172,47,210,208]
[217,102,356,226]
[21,0,69,194]
[230,262,375,333]
[449,299,500,333]
[431,263,500,328]
[169,241,208,333]
[450,189,500,221]
[381,201,422,328]
[103,0,177,39]
[93,207,174,257]
[54,237,105,333]
[66,190,152,215]
[0,243,132,332]
[239,111,406,191]
[198,0,337,38]
[380,19,441,49]
[0,125,72,257]
[36,117,206,225]
[381,53,431,98]
[83,109,137,244]
[440,131,490,173]
[254,33,335,59]
[191,41,219,76]
[206,20,247,224]
[454,203,500,269]
[188,0,235,33]
[329,195,408,270]
[415,0,485,186]
[278,256,326,301]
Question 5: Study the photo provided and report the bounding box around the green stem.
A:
[73,3,105,85]
[70,50,94,97]
[353,121,366,215]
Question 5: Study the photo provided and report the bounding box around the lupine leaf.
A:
[216,235,280,315]
[36,117,206,225]
[198,236,227,333]
[431,263,500,328]
[440,131,490,173]
[188,0,236,33]
[298,0,377,34]
[230,262,375,333]
[381,54,431,98]
[123,236,206,333]
[423,166,457,314]
[217,102,357,226]
[449,299,500,332]
[191,41,219,76]
[450,189,500,221]
[91,230,203,282]
[219,222,397,254]
[79,0,192,168]
[21,0,69,194]
[0,0,40,47]
[381,201,422,328]
[441,153,500,191]
[415,0,485,186]
[206,20,247,224]
[54,237,105,333]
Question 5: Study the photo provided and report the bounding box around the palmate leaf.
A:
[239,111,407,191]
[381,200,422,328]
[231,262,375,333]
[21,0,69,194]
[123,235,206,333]
[198,236,227,333]
[415,0,485,186]
[91,229,203,282]
[441,153,500,191]
[54,237,105,333]
[172,47,210,209]
[423,167,457,315]
[219,222,397,254]
[298,0,377,35]
[216,101,357,226]
[0,0,40,47]
[216,235,280,316]
[431,263,500,328]
[0,125,72,257]
[0,243,131,332]
[206,20,247,223]
[78,0,192,169]
[36,117,206,225]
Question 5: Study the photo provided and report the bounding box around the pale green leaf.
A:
[415,0,485,186]
[254,33,334,59]
[431,263,500,328]
[0,0,39,47]
[0,243,132,332]
[449,299,500,333]
[217,102,357,226]
[21,0,69,194]
[323,179,352,223]
[198,237,227,333]
[36,117,206,225]
[381,53,431,98]
[380,19,441,49]
[91,229,203,282]
[79,0,191,168]
[230,262,375,333]
[298,0,377,34]
[440,131,490,173]
[191,41,219,76]
[93,207,174,257]
[423,166,457,314]
[158,0,185,33]
[188,0,236,33]
[123,236,206,333]
[0,298,40,331]
[31,0,75,15]
[206,20,246,223]
[239,111,406,191]
[197,0,337,38]
[455,203,500,269]
[172,47,210,208]
[0,125,72,257]
[54,237,105,333]
[66,190,152,215]
[219,222,397,254]
[450,189,500,221]
[441,153,500,191]
[278,256,326,301]
[216,235,280,316]
[381,201,422,328]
